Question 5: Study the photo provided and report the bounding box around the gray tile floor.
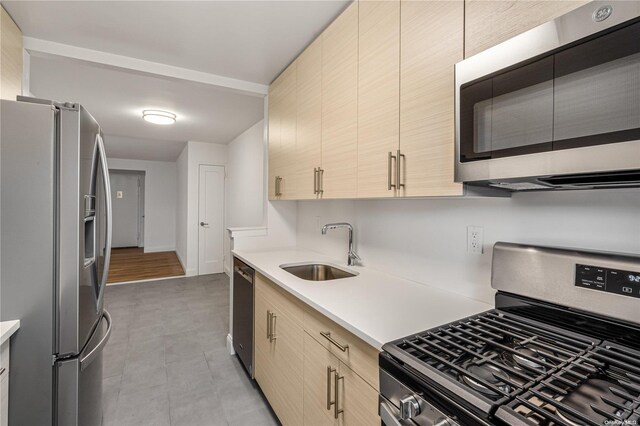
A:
[103,274,278,426]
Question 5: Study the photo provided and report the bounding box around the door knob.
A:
[200,221,209,226]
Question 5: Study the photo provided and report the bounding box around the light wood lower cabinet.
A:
[0,339,11,426]
[254,274,304,426]
[255,274,380,426]
[303,334,339,426]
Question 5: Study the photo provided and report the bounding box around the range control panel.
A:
[575,264,640,299]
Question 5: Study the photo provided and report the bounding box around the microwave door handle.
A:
[96,134,112,311]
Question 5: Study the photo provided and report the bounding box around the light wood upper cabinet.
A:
[464,0,589,57]
[321,1,359,199]
[268,63,297,200]
[1,5,23,101]
[399,0,463,197]
[295,38,323,200]
[357,0,400,198]
[268,77,283,200]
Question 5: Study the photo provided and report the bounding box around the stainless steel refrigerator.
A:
[1,97,113,426]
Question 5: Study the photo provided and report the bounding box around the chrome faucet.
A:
[321,222,361,266]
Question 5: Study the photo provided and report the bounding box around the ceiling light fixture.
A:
[142,110,176,125]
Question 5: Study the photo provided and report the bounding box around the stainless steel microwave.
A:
[455,1,640,191]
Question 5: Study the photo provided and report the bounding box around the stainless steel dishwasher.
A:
[232,257,254,376]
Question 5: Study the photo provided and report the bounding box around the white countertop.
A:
[0,320,20,346]
[232,248,492,350]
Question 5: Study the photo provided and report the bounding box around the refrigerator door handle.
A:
[95,134,112,312]
[80,310,111,371]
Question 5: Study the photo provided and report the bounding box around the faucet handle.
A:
[348,251,361,265]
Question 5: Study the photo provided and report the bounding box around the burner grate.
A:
[387,310,597,415]
[497,342,640,425]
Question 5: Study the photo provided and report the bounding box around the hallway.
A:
[107,248,185,284]
[102,274,277,426]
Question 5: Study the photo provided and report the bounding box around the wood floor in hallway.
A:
[107,247,185,284]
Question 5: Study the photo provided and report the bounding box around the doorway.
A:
[109,170,145,248]
[198,164,225,275]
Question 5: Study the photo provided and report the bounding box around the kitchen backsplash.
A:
[296,189,640,304]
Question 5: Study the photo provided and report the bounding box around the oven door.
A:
[379,369,459,426]
[455,1,640,186]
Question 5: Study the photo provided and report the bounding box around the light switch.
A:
[116,191,123,199]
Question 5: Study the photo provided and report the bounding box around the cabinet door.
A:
[303,333,339,426]
[357,0,400,198]
[1,6,23,101]
[268,75,283,200]
[464,0,588,57]
[279,63,297,200]
[268,64,297,200]
[321,1,358,199]
[399,0,463,197]
[295,38,323,200]
[254,276,304,426]
[338,362,380,426]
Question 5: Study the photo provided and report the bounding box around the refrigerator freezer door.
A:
[58,105,111,357]
[55,311,111,426]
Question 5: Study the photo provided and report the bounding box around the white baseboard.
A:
[185,268,197,277]
[226,334,235,355]
[144,245,176,253]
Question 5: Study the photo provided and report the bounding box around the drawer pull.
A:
[266,311,271,339]
[320,331,349,352]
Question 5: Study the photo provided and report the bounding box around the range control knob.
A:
[399,395,421,420]
[434,418,455,426]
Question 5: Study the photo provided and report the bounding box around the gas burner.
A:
[556,378,636,426]
[459,363,512,397]
[501,345,549,372]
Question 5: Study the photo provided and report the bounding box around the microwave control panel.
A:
[575,264,640,299]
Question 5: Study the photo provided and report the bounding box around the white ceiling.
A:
[3,0,350,161]
[3,1,350,85]
[29,54,265,160]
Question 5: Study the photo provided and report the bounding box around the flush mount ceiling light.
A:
[142,110,176,125]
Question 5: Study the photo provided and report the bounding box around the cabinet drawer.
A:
[304,307,379,390]
[256,273,305,324]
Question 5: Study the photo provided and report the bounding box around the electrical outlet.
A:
[467,226,484,254]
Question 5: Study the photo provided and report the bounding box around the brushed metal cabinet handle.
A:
[326,366,336,410]
[314,168,318,195]
[266,310,271,339]
[320,331,349,352]
[270,314,277,341]
[397,149,405,190]
[388,152,397,190]
[318,168,324,194]
[334,371,344,419]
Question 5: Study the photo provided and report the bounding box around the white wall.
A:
[175,147,189,269]
[107,158,177,252]
[297,189,640,304]
[227,120,265,228]
[181,141,228,276]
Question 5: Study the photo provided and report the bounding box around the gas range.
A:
[379,243,640,426]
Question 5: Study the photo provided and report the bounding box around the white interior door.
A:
[198,165,225,275]
[110,172,142,248]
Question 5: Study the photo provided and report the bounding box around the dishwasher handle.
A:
[233,265,253,284]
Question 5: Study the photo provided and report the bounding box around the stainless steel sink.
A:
[280,263,357,281]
